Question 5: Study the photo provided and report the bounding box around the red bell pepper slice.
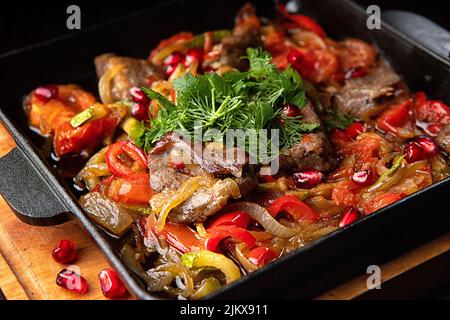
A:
[376,99,411,134]
[278,3,326,38]
[105,141,148,179]
[247,246,278,267]
[106,174,153,206]
[267,195,318,221]
[205,225,256,252]
[208,211,251,229]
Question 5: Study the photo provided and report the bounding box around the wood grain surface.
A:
[0,122,449,300]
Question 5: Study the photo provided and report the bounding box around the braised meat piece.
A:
[437,125,450,154]
[334,62,401,120]
[280,100,336,172]
[148,132,257,224]
[220,3,262,70]
[95,53,163,103]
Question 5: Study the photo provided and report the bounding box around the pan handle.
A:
[0,147,71,226]
[383,10,450,61]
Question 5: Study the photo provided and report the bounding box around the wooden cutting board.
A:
[0,124,115,300]
[0,123,449,300]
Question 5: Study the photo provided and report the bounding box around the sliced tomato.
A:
[149,220,203,254]
[413,92,450,125]
[362,192,406,215]
[338,38,376,72]
[54,115,118,157]
[106,174,153,206]
[26,84,96,135]
[267,195,318,221]
[287,48,338,83]
[376,99,411,134]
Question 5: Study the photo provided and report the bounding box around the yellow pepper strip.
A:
[181,250,241,284]
[191,277,222,300]
[156,176,214,232]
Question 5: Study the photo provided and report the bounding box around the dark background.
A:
[0,0,448,56]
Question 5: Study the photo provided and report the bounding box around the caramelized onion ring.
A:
[221,202,300,239]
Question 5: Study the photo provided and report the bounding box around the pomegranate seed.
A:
[405,142,426,163]
[351,169,375,187]
[170,161,185,170]
[287,49,303,66]
[345,122,365,140]
[345,67,367,80]
[131,102,149,121]
[278,103,301,125]
[98,269,127,299]
[52,239,77,264]
[415,137,438,157]
[163,51,185,66]
[129,87,149,104]
[184,48,204,67]
[34,85,58,103]
[338,207,360,227]
[56,269,89,295]
[165,63,179,77]
[203,66,216,73]
[292,169,323,189]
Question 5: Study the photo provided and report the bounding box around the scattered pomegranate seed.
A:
[415,137,438,157]
[345,67,367,80]
[405,137,438,163]
[163,51,185,66]
[170,161,185,170]
[351,169,375,187]
[338,207,360,227]
[131,102,149,121]
[405,141,426,163]
[56,269,89,295]
[34,85,58,103]
[203,66,216,73]
[259,174,276,183]
[286,49,303,66]
[292,169,323,189]
[98,269,127,299]
[184,47,204,67]
[345,122,365,140]
[278,103,301,125]
[165,63,178,77]
[129,87,149,104]
[52,239,77,264]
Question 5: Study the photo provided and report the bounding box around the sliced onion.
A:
[98,64,125,103]
[234,244,258,273]
[75,163,110,190]
[221,202,301,239]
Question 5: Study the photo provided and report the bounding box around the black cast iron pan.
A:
[0,0,449,299]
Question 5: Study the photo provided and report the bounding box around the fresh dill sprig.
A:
[323,109,354,131]
[133,48,320,162]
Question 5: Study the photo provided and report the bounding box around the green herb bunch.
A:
[132,48,320,162]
